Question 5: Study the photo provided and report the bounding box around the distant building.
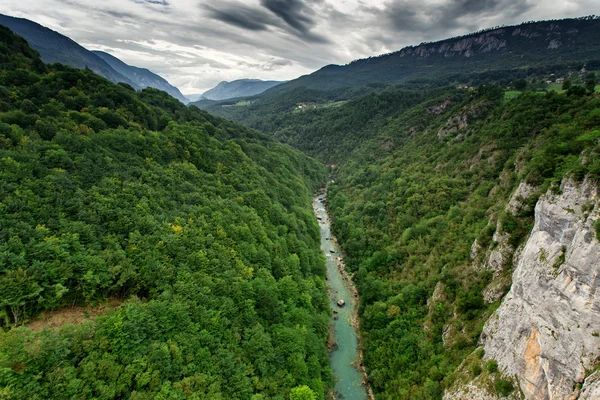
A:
[556,78,565,84]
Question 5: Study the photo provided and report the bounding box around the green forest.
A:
[206,66,600,397]
[0,27,331,399]
[2,13,600,400]
[326,87,600,398]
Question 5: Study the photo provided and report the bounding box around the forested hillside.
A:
[202,87,433,163]
[216,65,600,396]
[0,26,331,399]
[324,86,600,398]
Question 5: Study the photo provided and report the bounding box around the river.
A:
[313,191,370,400]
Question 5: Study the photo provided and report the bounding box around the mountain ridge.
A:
[0,14,135,87]
[202,78,285,100]
[270,16,600,92]
[0,13,188,103]
[92,50,188,103]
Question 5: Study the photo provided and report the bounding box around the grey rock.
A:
[481,178,600,400]
[506,182,537,215]
[579,370,600,399]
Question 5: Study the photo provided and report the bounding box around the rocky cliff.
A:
[447,178,600,399]
[272,17,600,90]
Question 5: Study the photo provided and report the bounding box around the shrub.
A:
[495,378,514,396]
[471,364,482,377]
[475,348,485,359]
[486,359,499,373]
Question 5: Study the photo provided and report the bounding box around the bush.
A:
[475,348,485,359]
[471,364,482,377]
[495,378,514,396]
[486,359,499,373]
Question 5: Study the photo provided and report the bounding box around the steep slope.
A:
[331,89,600,399]
[323,89,600,399]
[0,14,133,86]
[273,16,600,91]
[480,178,600,399]
[0,27,330,399]
[92,50,189,104]
[202,79,285,101]
[228,75,600,397]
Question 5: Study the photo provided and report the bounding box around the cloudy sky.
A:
[1,0,599,95]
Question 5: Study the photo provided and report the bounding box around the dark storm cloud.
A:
[202,0,329,43]
[260,0,316,33]
[260,0,330,43]
[379,0,534,40]
[202,2,280,31]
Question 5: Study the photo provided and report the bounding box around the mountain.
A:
[0,26,329,399]
[92,50,189,104]
[0,14,188,104]
[185,93,206,102]
[202,79,285,100]
[0,14,134,87]
[273,16,600,91]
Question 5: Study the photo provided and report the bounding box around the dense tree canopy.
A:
[0,26,330,399]
[324,87,600,398]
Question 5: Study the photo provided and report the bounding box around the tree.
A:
[513,79,527,90]
[585,78,596,93]
[290,385,317,400]
[0,268,43,326]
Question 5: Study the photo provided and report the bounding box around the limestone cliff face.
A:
[395,21,583,60]
[480,178,600,399]
[579,370,600,399]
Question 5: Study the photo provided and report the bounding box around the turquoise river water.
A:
[313,192,368,400]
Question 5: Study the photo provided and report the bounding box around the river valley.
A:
[313,191,369,400]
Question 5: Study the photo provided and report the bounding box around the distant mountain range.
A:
[92,51,187,103]
[0,14,188,103]
[274,16,600,91]
[202,79,285,101]
[185,94,206,103]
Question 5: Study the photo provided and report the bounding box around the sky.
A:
[0,0,599,95]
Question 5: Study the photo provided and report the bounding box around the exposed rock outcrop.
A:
[437,101,492,140]
[480,178,600,399]
[579,370,600,399]
[444,378,522,400]
[481,181,537,303]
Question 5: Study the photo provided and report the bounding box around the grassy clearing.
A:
[504,91,522,100]
[546,83,564,92]
[27,299,121,331]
